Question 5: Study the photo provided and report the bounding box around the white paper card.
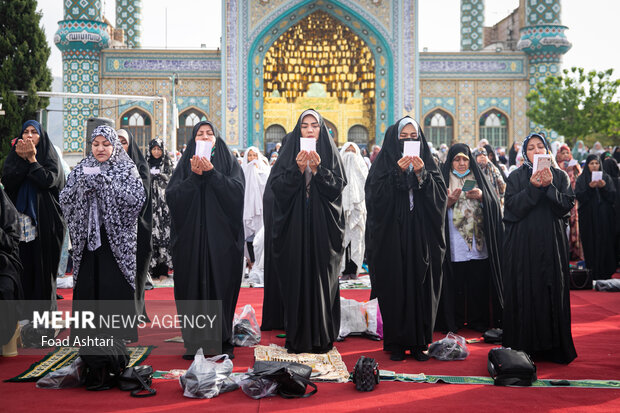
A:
[403,141,421,158]
[150,167,160,175]
[592,171,603,181]
[83,166,101,175]
[532,154,552,172]
[300,138,316,153]
[195,140,213,161]
[568,159,578,167]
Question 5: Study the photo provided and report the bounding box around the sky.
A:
[37,0,619,79]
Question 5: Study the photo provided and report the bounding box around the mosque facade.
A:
[54,0,570,162]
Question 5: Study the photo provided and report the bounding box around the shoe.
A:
[145,281,154,291]
[390,349,406,361]
[411,346,430,361]
[56,294,64,300]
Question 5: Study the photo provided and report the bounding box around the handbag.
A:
[250,360,317,398]
[569,268,592,290]
[351,356,380,392]
[488,348,537,386]
[483,328,503,344]
[79,335,129,391]
[118,365,156,397]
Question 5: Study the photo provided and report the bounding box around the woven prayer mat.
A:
[6,345,154,382]
[254,344,349,383]
[378,371,620,389]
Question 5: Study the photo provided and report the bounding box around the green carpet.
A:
[379,370,620,388]
[6,345,154,382]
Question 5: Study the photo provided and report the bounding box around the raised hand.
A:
[308,151,321,173]
[465,187,483,200]
[199,157,214,172]
[530,170,543,188]
[190,156,203,175]
[296,150,309,173]
[539,168,553,187]
[397,156,412,172]
[447,187,462,207]
[411,156,424,173]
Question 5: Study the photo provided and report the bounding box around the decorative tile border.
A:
[420,54,527,79]
[102,51,221,77]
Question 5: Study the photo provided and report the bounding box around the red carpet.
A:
[1,285,619,412]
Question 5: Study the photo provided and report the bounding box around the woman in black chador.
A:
[366,117,447,361]
[268,109,346,353]
[575,155,616,279]
[435,144,504,334]
[502,133,577,364]
[60,126,146,341]
[166,121,244,359]
[1,120,65,317]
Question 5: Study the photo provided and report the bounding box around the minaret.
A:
[54,0,109,159]
[518,0,571,139]
[116,0,141,48]
[460,0,485,51]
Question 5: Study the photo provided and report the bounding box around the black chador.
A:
[1,120,65,317]
[502,134,577,364]
[365,117,447,361]
[575,155,616,279]
[166,121,244,357]
[268,109,346,353]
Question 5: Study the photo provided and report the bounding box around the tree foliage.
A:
[526,67,620,147]
[0,0,52,173]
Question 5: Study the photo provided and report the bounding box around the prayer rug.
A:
[6,345,154,382]
[254,344,350,383]
[379,371,620,388]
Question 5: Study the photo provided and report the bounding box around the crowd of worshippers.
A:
[1,114,618,364]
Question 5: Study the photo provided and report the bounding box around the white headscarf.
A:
[300,109,321,125]
[339,142,368,274]
[397,118,421,135]
[242,146,270,239]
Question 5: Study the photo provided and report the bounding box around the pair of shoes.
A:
[390,349,406,361]
[411,346,430,361]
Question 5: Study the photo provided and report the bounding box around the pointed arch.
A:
[120,107,152,154]
[479,108,510,148]
[423,108,454,147]
[247,0,393,149]
[178,107,208,151]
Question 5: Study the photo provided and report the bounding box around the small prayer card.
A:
[403,141,420,158]
[195,140,213,161]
